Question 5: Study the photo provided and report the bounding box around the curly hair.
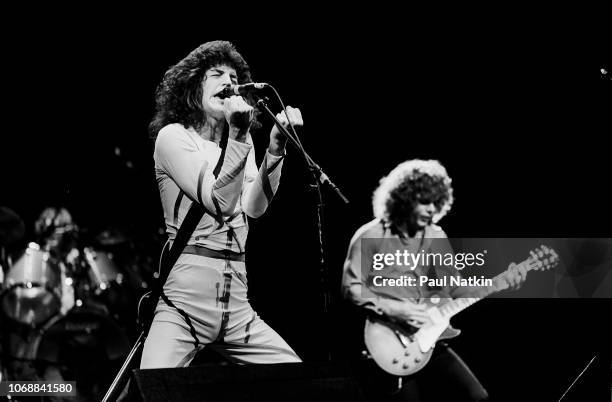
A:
[372,159,454,227]
[149,40,257,137]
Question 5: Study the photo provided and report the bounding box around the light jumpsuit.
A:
[141,123,300,368]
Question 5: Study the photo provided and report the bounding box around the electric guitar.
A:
[364,245,559,376]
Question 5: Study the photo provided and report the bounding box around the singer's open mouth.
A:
[212,93,226,103]
[214,87,231,100]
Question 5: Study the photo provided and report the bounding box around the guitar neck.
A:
[437,259,536,319]
[437,279,500,318]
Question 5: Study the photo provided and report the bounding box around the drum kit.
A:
[0,206,152,401]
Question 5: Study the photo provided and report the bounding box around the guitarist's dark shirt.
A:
[342,219,474,314]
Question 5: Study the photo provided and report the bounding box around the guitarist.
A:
[141,41,302,369]
[341,159,527,401]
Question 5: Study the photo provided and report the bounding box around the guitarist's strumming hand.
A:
[403,301,435,328]
[376,298,434,327]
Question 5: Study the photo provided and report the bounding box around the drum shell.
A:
[6,306,130,400]
[1,246,61,326]
[25,307,130,363]
[82,248,132,316]
[83,248,122,292]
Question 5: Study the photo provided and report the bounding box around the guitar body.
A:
[363,246,558,377]
[364,295,460,377]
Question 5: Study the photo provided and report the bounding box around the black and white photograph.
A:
[0,16,610,402]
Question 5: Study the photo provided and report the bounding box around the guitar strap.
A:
[383,220,441,295]
[155,202,204,297]
[414,232,442,293]
[422,236,443,292]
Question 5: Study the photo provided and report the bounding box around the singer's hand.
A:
[223,95,254,142]
[269,106,303,156]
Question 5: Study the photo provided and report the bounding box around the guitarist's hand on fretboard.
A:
[499,261,529,290]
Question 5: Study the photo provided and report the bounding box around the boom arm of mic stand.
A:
[255,98,349,204]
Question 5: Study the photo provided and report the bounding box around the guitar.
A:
[363,245,559,376]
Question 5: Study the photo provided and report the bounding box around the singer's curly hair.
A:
[149,40,258,137]
[372,159,454,228]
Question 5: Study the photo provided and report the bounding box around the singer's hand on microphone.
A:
[223,95,254,142]
[269,106,303,156]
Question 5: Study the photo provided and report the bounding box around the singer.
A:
[141,40,303,368]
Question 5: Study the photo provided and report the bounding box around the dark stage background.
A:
[1,27,611,401]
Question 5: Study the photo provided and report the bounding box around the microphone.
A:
[218,82,269,98]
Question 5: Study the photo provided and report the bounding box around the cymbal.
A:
[0,206,25,245]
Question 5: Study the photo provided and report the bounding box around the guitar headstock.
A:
[527,245,559,271]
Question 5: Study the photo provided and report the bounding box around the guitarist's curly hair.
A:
[149,40,259,138]
[372,160,454,228]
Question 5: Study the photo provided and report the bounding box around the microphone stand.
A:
[255,98,349,204]
[255,97,349,361]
